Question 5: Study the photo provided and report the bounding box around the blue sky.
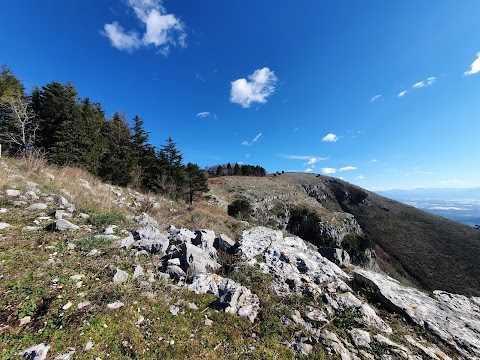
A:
[1,1,479,190]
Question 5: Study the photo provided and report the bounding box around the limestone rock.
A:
[165,265,186,279]
[107,301,124,309]
[181,242,220,275]
[0,222,11,230]
[193,229,217,258]
[50,219,79,231]
[348,328,371,348]
[319,247,351,268]
[27,203,48,211]
[112,268,129,283]
[188,273,260,323]
[114,234,135,249]
[4,189,20,197]
[213,234,236,252]
[133,264,144,279]
[18,343,50,360]
[168,226,196,244]
[354,268,480,358]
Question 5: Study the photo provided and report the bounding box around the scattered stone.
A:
[188,302,199,310]
[204,315,213,326]
[294,337,314,356]
[188,273,260,323]
[133,264,144,279]
[104,225,117,235]
[60,189,72,198]
[24,190,39,200]
[62,301,73,310]
[26,181,38,189]
[113,234,135,249]
[54,348,75,360]
[181,242,220,274]
[79,179,92,190]
[0,222,11,230]
[70,274,85,281]
[67,242,76,250]
[77,301,91,309]
[23,226,41,231]
[27,203,48,211]
[46,173,55,180]
[20,316,31,326]
[78,213,89,219]
[86,249,99,257]
[0,208,7,213]
[113,268,129,284]
[107,301,124,309]
[18,343,50,360]
[4,189,21,197]
[50,219,80,231]
[84,340,93,351]
[169,305,180,316]
[165,265,186,279]
[348,328,371,348]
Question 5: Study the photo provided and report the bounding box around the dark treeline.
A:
[206,163,267,177]
[0,65,208,203]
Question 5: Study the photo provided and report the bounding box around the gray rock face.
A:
[18,343,50,360]
[188,273,260,323]
[354,268,480,359]
[132,222,169,255]
[319,247,351,268]
[193,230,217,258]
[348,328,371,348]
[51,219,80,231]
[181,242,220,274]
[316,212,363,247]
[168,226,196,244]
[114,234,135,249]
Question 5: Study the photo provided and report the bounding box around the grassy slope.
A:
[209,173,480,296]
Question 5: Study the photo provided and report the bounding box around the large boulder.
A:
[193,230,217,258]
[213,234,236,252]
[17,343,50,360]
[188,273,260,323]
[318,247,351,268]
[354,268,480,359]
[181,242,220,275]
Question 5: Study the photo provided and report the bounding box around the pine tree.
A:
[158,137,186,198]
[0,65,24,100]
[186,163,209,205]
[99,112,134,186]
[233,163,242,176]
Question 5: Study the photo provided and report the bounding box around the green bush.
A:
[227,198,253,219]
[87,210,125,227]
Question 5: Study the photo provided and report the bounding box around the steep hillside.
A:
[208,173,480,296]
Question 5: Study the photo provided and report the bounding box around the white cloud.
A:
[398,90,407,97]
[371,159,378,163]
[241,133,263,146]
[103,0,186,53]
[370,95,382,103]
[412,76,436,89]
[196,112,211,118]
[304,157,327,166]
[464,52,480,76]
[322,133,339,142]
[355,175,365,180]
[230,68,278,108]
[321,168,337,175]
[339,166,357,172]
[304,168,313,173]
[440,179,465,185]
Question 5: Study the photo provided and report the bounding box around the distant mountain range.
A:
[377,187,480,227]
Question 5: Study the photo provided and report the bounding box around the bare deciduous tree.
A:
[0,95,40,153]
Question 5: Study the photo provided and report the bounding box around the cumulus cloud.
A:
[339,166,357,172]
[241,133,262,146]
[370,95,382,103]
[321,168,337,175]
[304,168,313,173]
[103,0,186,53]
[322,133,339,142]
[230,67,278,108]
[464,52,480,76]
[398,90,408,97]
[196,112,211,118]
[412,76,436,89]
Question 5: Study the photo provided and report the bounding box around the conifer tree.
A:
[158,137,186,198]
[186,162,209,205]
[99,112,134,186]
[0,65,24,100]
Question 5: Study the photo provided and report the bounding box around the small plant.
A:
[87,210,126,227]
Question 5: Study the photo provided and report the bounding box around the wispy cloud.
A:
[398,90,408,97]
[355,175,365,180]
[304,157,328,166]
[230,67,278,108]
[371,159,378,163]
[304,168,313,173]
[440,179,465,185]
[339,166,357,172]
[196,112,211,118]
[103,0,186,53]
[370,95,382,103]
[412,76,436,89]
[322,133,339,142]
[321,168,337,175]
[464,52,480,76]
[241,133,263,146]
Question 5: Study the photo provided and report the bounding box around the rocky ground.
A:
[1,159,479,359]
